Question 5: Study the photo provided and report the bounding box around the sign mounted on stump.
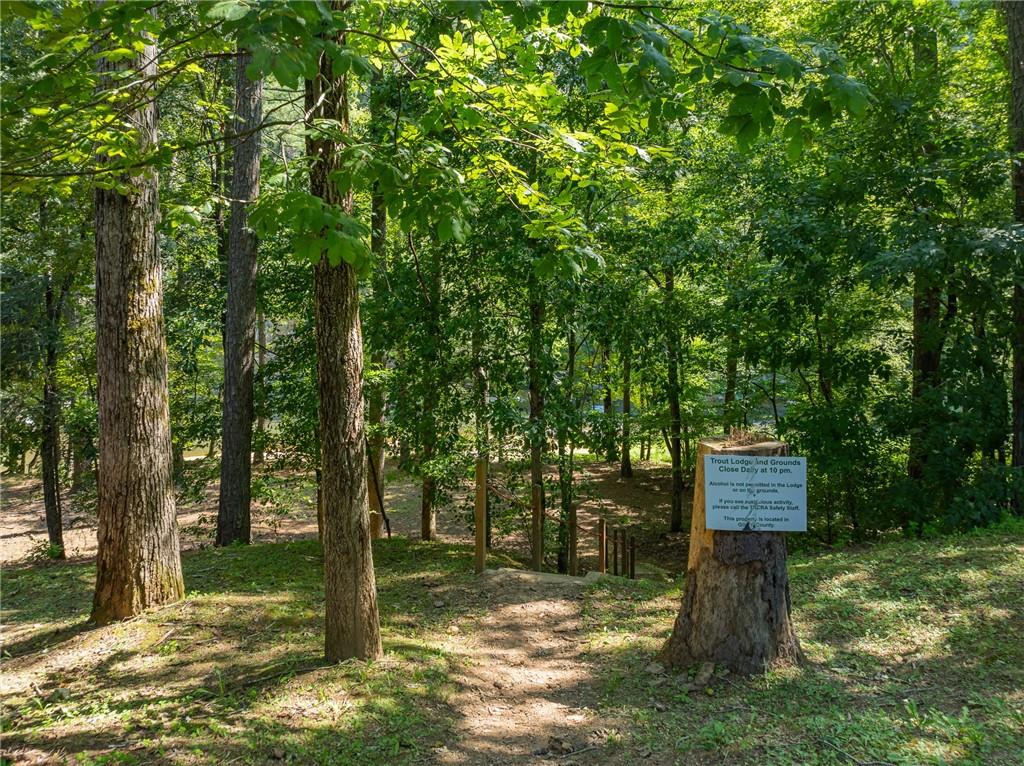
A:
[703,455,807,532]
[660,438,804,676]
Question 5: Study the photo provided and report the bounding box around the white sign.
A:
[704,455,807,532]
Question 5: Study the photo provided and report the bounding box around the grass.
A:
[580,517,1024,766]
[2,538,518,766]
[2,519,1022,765]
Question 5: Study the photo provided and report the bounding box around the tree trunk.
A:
[217,49,262,547]
[661,438,804,675]
[907,277,943,529]
[92,34,183,624]
[1006,1,1024,513]
[473,309,488,573]
[253,311,267,465]
[528,269,546,570]
[366,187,387,539]
[723,333,738,432]
[665,268,684,533]
[620,340,633,478]
[603,344,616,463]
[306,22,381,662]
[557,326,578,574]
[41,265,65,558]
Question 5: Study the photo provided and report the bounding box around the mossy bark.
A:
[92,32,183,623]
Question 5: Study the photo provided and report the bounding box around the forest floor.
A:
[0,458,692,574]
[4,465,1024,764]
[2,514,1023,765]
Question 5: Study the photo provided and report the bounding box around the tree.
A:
[306,18,382,662]
[217,50,263,546]
[91,25,184,624]
[1006,0,1024,514]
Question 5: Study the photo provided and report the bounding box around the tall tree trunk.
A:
[528,269,545,570]
[723,333,738,432]
[306,22,382,662]
[603,344,616,463]
[906,24,945,533]
[253,310,266,465]
[556,326,578,574]
[217,49,262,547]
[92,34,183,624]
[620,340,633,478]
[1006,1,1024,514]
[665,268,684,533]
[366,188,387,539]
[419,249,441,541]
[41,259,65,558]
[473,305,489,573]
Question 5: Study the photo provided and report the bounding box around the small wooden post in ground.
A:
[569,504,578,576]
[598,518,607,573]
[628,533,636,580]
[474,458,486,574]
[661,437,804,675]
[612,528,619,576]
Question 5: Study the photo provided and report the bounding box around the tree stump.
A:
[660,438,804,675]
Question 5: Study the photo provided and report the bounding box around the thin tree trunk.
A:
[620,340,633,478]
[41,256,65,558]
[366,187,387,539]
[92,32,183,624]
[603,344,616,463]
[1006,1,1024,513]
[306,20,382,662]
[253,311,267,465]
[665,268,684,533]
[528,269,545,570]
[723,333,738,432]
[217,49,262,547]
[472,305,488,573]
[557,326,578,574]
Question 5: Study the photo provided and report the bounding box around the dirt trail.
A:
[436,569,620,766]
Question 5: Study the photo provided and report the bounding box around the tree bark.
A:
[1006,1,1024,513]
[528,268,545,570]
[92,34,184,624]
[366,187,387,539]
[602,344,616,463]
[620,340,633,478]
[307,21,382,662]
[664,268,684,533]
[661,438,803,675]
[723,333,738,432]
[217,49,262,547]
[253,310,266,465]
[473,311,488,573]
[41,261,65,558]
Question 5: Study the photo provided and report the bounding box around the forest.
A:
[1,1,1023,765]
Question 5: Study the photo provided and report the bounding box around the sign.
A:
[703,455,807,532]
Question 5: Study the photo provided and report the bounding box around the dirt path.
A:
[436,569,620,766]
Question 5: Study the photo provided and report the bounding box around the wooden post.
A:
[629,533,636,580]
[619,528,626,576]
[474,458,486,574]
[569,503,578,576]
[612,528,619,576]
[598,518,606,573]
[661,437,804,675]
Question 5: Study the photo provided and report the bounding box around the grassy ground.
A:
[2,539,519,766]
[583,519,1024,766]
[2,521,1022,765]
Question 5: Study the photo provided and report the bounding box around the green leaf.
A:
[207,1,249,22]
